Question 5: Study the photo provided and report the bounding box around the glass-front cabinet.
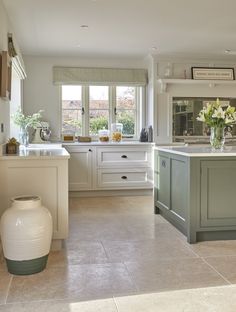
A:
[172,97,236,142]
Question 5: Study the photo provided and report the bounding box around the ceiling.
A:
[3,0,236,59]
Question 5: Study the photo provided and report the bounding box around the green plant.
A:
[12,108,44,129]
[117,112,135,135]
[90,116,108,134]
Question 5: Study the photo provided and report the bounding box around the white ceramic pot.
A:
[0,195,52,275]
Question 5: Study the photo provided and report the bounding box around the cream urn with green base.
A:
[0,196,52,275]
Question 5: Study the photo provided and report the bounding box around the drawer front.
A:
[97,147,151,167]
[97,168,153,189]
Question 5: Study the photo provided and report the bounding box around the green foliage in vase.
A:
[12,108,44,129]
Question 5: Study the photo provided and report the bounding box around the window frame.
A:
[61,85,145,140]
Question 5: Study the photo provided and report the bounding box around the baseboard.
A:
[69,189,153,197]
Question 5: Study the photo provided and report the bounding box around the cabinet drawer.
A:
[97,147,151,167]
[97,168,152,189]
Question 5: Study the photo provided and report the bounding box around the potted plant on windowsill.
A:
[12,109,43,146]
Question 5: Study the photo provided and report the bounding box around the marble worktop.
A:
[62,141,154,146]
[0,144,70,160]
[154,145,236,157]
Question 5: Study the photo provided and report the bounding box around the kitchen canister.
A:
[0,195,53,275]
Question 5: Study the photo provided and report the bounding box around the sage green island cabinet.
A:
[154,146,236,243]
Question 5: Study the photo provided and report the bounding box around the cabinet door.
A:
[67,147,93,190]
[200,160,236,227]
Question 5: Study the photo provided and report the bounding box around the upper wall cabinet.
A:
[0,51,11,100]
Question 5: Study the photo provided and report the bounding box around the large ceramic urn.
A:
[0,195,52,275]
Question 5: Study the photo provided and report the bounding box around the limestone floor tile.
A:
[204,255,236,283]
[114,285,236,312]
[0,271,12,304]
[70,196,154,215]
[124,222,185,241]
[0,252,7,271]
[189,240,236,257]
[7,263,137,303]
[68,221,131,241]
[102,238,197,262]
[124,257,228,293]
[48,241,109,266]
[0,298,118,312]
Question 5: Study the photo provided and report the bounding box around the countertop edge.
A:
[154,146,236,157]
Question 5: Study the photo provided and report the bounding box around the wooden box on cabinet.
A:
[0,51,11,100]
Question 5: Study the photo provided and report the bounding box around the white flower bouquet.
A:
[197,98,236,127]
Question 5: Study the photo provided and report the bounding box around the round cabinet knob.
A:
[121,155,127,158]
[88,149,92,152]
[161,160,166,168]
[121,176,127,179]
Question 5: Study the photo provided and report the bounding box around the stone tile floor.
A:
[1,195,236,311]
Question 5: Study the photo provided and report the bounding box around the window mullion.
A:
[110,86,116,127]
[135,87,139,138]
[82,86,89,136]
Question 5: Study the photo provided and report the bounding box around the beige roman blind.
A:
[53,66,148,86]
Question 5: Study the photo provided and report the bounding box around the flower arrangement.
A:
[12,108,44,129]
[197,98,236,127]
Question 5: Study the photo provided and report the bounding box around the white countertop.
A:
[0,144,70,160]
[154,145,236,157]
[62,141,154,146]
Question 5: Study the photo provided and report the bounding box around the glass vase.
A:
[210,126,225,151]
[19,127,29,147]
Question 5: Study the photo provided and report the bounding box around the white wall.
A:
[0,0,10,144]
[23,56,147,141]
[152,55,236,143]
[0,0,24,144]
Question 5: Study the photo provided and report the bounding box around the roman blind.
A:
[53,66,148,86]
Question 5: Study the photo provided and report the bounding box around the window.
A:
[10,65,22,138]
[62,86,82,136]
[89,86,109,135]
[61,85,144,139]
[115,86,136,137]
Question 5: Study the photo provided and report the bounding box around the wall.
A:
[0,0,24,144]
[23,56,147,140]
[152,55,236,143]
[0,0,10,144]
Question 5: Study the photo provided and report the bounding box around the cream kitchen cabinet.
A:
[64,143,153,191]
[65,146,94,190]
[96,145,153,189]
[0,146,70,250]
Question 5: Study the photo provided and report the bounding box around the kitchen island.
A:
[0,144,70,249]
[154,145,236,243]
